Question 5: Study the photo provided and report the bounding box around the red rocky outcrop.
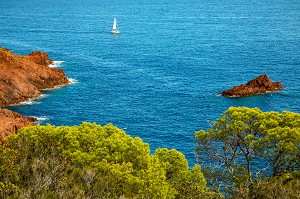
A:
[221,74,284,97]
[0,108,37,141]
[0,47,70,140]
[0,47,69,107]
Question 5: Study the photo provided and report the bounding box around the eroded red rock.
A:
[0,47,69,107]
[221,74,284,97]
[0,47,70,140]
[0,108,37,140]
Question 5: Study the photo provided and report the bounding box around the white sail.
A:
[111,17,119,34]
[112,18,117,30]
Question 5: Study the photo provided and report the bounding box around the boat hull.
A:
[111,30,119,34]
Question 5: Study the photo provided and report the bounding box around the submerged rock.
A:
[221,74,284,97]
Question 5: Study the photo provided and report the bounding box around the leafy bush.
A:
[0,122,218,199]
[195,107,300,198]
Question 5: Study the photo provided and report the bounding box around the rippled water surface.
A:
[1,0,299,165]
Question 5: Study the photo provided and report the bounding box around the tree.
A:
[195,107,300,197]
[0,122,218,198]
[154,148,222,199]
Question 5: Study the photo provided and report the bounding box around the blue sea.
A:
[1,0,299,165]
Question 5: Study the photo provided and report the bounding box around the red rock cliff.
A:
[0,108,37,141]
[221,74,284,97]
[0,47,70,107]
[0,47,70,140]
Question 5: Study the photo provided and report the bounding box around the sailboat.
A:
[111,17,119,34]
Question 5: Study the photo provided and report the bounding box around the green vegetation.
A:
[1,107,299,198]
[0,123,219,199]
[195,107,300,198]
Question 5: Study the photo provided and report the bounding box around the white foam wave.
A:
[18,99,41,106]
[33,116,49,123]
[68,78,78,84]
[41,85,65,90]
[10,94,49,106]
[49,61,65,68]
[39,94,49,98]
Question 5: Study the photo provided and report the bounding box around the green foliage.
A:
[250,175,300,199]
[195,106,300,197]
[154,148,223,198]
[154,148,189,179]
[0,122,217,198]
[231,173,300,199]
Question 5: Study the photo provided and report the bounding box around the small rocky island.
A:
[0,47,70,140]
[221,74,284,97]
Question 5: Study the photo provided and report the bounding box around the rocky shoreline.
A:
[0,108,37,140]
[221,74,284,97]
[0,47,70,140]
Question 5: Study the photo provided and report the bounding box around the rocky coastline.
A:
[221,74,284,97]
[0,108,37,140]
[0,47,70,140]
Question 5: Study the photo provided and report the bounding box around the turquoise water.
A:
[1,0,300,165]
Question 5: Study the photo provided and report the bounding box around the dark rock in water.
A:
[221,74,284,97]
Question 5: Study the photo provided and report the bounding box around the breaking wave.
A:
[68,78,78,84]
[49,61,65,68]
